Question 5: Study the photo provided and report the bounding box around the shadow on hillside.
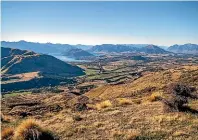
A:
[179,106,198,114]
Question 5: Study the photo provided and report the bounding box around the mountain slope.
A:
[140,45,169,54]
[74,44,93,50]
[1,47,84,76]
[89,44,168,54]
[1,41,76,54]
[168,43,198,54]
[89,44,138,53]
[63,48,94,60]
[1,47,85,92]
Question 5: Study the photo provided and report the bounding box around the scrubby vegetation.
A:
[1,53,198,140]
[1,127,14,140]
[1,119,57,140]
[161,83,198,112]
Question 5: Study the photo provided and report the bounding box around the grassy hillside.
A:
[1,65,198,140]
[85,66,198,100]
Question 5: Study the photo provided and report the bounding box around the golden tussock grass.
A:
[1,114,12,123]
[126,130,141,140]
[117,98,133,106]
[92,122,104,127]
[13,119,56,140]
[147,92,162,102]
[112,130,125,139]
[1,127,14,140]
[172,130,189,137]
[96,100,112,110]
[86,103,96,110]
[132,99,141,104]
[112,129,140,140]
[152,113,188,124]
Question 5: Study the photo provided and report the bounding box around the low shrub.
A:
[73,115,83,121]
[162,83,197,112]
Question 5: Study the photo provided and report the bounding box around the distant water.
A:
[50,53,88,62]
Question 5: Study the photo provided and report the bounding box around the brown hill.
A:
[1,47,84,76]
[1,47,85,92]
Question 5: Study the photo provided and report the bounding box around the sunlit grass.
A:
[3,92,31,98]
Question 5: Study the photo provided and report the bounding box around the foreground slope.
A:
[1,66,198,140]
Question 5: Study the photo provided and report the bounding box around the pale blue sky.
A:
[2,1,198,45]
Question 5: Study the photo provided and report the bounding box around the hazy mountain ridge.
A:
[89,44,139,53]
[2,41,198,56]
[1,41,94,59]
[62,48,94,60]
[1,40,63,54]
[168,43,198,54]
[74,44,93,50]
[140,45,168,54]
[89,44,169,54]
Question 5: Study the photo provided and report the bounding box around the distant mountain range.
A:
[89,44,138,53]
[89,44,168,54]
[1,41,94,59]
[1,41,198,57]
[167,43,198,54]
[1,40,74,54]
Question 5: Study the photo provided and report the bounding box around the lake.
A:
[50,53,89,62]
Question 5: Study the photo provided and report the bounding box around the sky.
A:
[1,1,198,46]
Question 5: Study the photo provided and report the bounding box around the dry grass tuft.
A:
[86,103,96,110]
[132,99,141,104]
[1,127,14,140]
[1,114,11,123]
[148,92,162,102]
[112,129,140,140]
[173,130,189,137]
[93,122,104,127]
[13,119,56,140]
[117,98,133,106]
[112,130,125,140]
[126,130,141,140]
[96,100,112,110]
